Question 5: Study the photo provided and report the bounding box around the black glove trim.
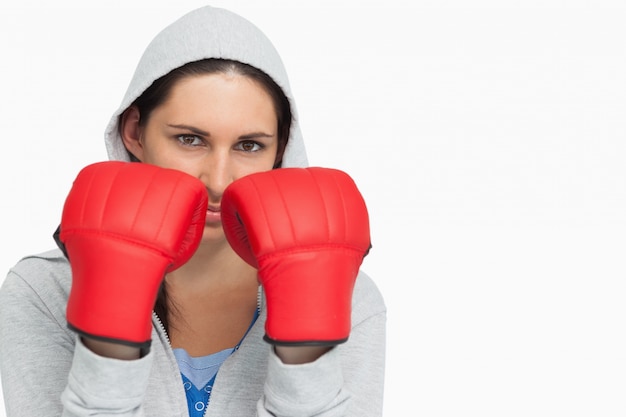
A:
[53,224,69,260]
[67,322,152,356]
[263,334,348,347]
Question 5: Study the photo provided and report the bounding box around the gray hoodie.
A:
[0,6,386,417]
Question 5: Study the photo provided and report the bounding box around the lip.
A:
[205,205,222,223]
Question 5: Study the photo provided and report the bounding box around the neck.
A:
[162,238,260,356]
[165,237,258,294]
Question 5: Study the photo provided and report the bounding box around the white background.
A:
[1,0,625,416]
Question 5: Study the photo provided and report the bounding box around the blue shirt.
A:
[173,309,259,416]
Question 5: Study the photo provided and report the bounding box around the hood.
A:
[103,5,308,168]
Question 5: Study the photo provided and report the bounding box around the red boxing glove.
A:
[59,161,207,349]
[221,167,371,346]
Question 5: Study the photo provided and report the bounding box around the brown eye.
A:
[237,141,263,152]
[177,135,203,146]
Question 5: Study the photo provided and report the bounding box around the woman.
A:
[0,6,386,416]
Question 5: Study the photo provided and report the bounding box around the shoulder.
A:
[3,248,71,291]
[0,248,71,321]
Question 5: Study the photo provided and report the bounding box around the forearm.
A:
[274,345,331,364]
[259,274,387,417]
[61,338,152,417]
[82,337,142,360]
[258,347,350,417]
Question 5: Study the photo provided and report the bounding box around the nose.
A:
[199,151,234,203]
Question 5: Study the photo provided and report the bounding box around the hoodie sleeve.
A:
[61,339,153,417]
[259,348,350,416]
[0,255,154,417]
[0,262,73,416]
[257,273,387,417]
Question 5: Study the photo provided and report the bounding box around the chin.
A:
[201,224,226,242]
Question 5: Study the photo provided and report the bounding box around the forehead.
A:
[152,73,278,131]
[170,72,271,99]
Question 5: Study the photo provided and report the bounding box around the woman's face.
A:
[123,73,279,241]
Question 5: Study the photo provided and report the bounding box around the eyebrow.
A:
[167,124,209,136]
[167,124,275,140]
[239,132,276,140]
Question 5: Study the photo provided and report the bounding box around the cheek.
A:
[234,153,278,179]
[141,146,198,176]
